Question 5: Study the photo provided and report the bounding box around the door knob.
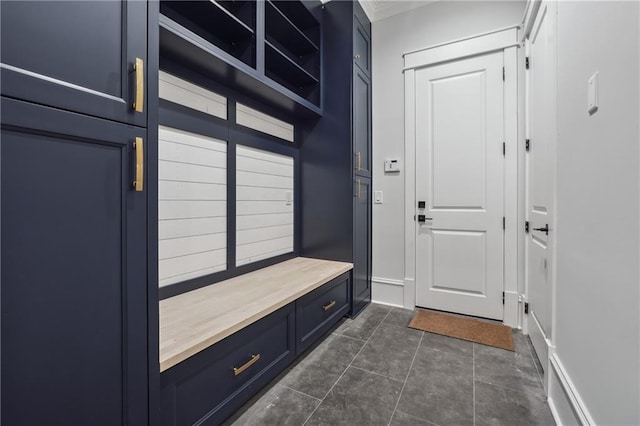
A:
[417,215,432,223]
[533,224,549,235]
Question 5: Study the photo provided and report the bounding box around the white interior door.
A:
[526,0,556,369]
[415,51,505,320]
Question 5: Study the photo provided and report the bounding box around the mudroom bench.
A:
[159,257,353,425]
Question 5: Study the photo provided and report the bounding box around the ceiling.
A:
[357,0,438,22]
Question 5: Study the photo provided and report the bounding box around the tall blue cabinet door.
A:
[0,1,147,127]
[353,66,371,178]
[1,98,148,426]
[353,177,372,315]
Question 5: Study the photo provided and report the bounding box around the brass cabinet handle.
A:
[356,179,361,198]
[233,354,260,376]
[355,151,362,171]
[133,137,144,192]
[322,300,336,311]
[133,58,144,113]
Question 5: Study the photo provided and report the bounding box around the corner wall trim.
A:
[549,353,595,425]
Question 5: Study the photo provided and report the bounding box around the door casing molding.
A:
[404,27,521,327]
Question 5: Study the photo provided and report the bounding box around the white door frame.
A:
[522,0,558,389]
[403,26,521,327]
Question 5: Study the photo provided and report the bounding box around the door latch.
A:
[417,215,432,223]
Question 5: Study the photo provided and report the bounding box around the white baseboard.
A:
[371,277,404,308]
[548,353,595,426]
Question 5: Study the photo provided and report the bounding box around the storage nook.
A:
[1,0,371,424]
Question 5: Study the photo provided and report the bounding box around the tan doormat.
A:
[408,310,514,351]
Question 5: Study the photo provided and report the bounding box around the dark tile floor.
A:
[227,303,555,426]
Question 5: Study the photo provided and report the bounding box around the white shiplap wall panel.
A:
[236,224,293,246]
[159,140,227,168]
[236,155,294,178]
[159,233,226,260]
[159,71,227,119]
[236,145,294,266]
[236,237,295,267]
[159,161,226,184]
[159,126,227,287]
[159,217,226,240]
[236,171,292,189]
[237,186,290,201]
[159,200,226,220]
[236,213,293,231]
[158,126,227,152]
[159,181,226,201]
[236,103,294,142]
[159,251,227,285]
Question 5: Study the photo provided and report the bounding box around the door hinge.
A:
[503,216,505,230]
[525,139,530,152]
[525,56,530,70]
[502,292,505,305]
[524,302,529,314]
[525,221,530,233]
[502,67,505,81]
[503,141,506,156]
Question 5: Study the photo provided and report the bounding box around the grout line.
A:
[349,365,404,384]
[473,343,476,426]
[393,409,440,426]
[387,331,425,426]
[473,377,546,400]
[330,332,367,342]
[302,307,392,425]
[277,384,323,402]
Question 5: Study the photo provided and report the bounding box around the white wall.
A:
[551,2,640,424]
[371,1,526,305]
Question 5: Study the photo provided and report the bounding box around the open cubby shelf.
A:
[265,1,319,79]
[268,0,320,46]
[159,0,321,114]
[216,0,255,29]
[160,0,256,68]
[265,40,319,103]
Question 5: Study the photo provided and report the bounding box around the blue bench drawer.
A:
[296,272,350,355]
[160,303,295,426]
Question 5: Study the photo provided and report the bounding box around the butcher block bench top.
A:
[159,257,353,372]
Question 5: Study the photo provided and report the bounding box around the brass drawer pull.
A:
[233,354,260,376]
[322,300,337,311]
[355,151,362,171]
[133,137,144,192]
[133,57,144,113]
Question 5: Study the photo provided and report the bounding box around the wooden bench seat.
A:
[159,257,353,372]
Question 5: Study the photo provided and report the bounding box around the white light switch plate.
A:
[374,191,383,204]
[588,72,599,115]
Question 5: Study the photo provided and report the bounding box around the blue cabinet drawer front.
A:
[161,303,295,426]
[296,273,350,354]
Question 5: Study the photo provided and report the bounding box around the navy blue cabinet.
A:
[301,0,372,317]
[353,178,372,315]
[1,98,149,425]
[0,1,148,127]
[296,273,351,354]
[160,304,296,425]
[1,2,152,424]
